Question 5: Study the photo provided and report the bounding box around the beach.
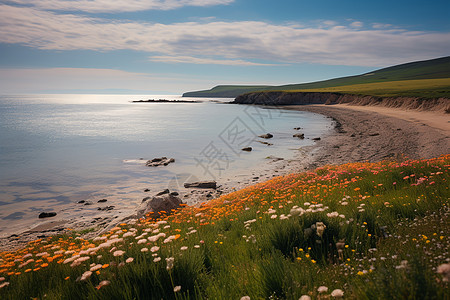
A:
[1,103,449,250]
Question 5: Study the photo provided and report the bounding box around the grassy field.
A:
[291,78,450,98]
[0,155,449,299]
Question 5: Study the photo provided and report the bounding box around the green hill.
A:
[182,56,450,98]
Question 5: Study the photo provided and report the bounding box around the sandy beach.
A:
[1,103,449,251]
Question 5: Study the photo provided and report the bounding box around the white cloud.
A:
[372,23,392,29]
[350,21,363,28]
[6,0,235,13]
[150,55,279,66]
[0,4,449,67]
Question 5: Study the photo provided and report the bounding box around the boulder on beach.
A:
[293,133,305,139]
[137,193,183,218]
[156,189,170,196]
[258,133,273,139]
[146,157,175,167]
[184,181,217,189]
[312,137,321,141]
[241,147,252,152]
[39,212,57,219]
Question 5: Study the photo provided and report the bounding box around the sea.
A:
[0,94,333,236]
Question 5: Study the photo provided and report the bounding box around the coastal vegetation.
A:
[0,155,448,299]
[183,56,450,98]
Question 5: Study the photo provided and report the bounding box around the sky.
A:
[0,0,449,95]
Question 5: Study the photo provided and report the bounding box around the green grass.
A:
[0,155,449,299]
[290,78,450,98]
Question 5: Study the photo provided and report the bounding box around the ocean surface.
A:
[0,94,332,236]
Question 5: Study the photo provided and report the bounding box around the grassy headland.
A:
[183,56,450,98]
[289,78,450,98]
[0,155,448,299]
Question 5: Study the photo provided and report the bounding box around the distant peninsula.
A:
[182,56,450,98]
[132,99,202,103]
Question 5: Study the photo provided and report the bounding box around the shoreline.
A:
[1,104,449,251]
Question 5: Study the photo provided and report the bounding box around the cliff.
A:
[232,91,450,113]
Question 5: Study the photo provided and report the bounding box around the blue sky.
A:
[0,0,449,94]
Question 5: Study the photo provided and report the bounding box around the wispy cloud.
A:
[6,0,235,13]
[150,55,279,66]
[1,4,449,67]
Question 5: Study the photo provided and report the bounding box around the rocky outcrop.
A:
[39,212,57,218]
[137,193,183,218]
[258,133,273,139]
[146,157,175,167]
[184,181,217,189]
[232,91,450,113]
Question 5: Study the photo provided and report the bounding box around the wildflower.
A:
[326,212,339,218]
[316,222,326,238]
[395,260,408,270]
[126,257,134,263]
[80,271,92,281]
[317,286,328,293]
[150,246,160,252]
[90,264,103,272]
[96,280,111,290]
[0,282,10,289]
[166,257,174,270]
[113,250,125,257]
[141,247,149,252]
[180,246,188,251]
[437,263,450,282]
[331,289,344,298]
[137,239,147,244]
[194,245,200,249]
[174,285,181,292]
[153,257,161,262]
[290,206,305,216]
[271,215,278,219]
[240,297,250,300]
[299,296,311,300]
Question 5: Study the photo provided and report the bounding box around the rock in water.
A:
[156,189,170,196]
[293,133,305,139]
[241,147,252,152]
[258,133,273,139]
[184,181,217,189]
[146,157,175,167]
[39,212,57,218]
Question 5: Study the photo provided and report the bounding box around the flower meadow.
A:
[0,155,449,299]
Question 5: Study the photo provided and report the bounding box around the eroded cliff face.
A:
[232,91,450,112]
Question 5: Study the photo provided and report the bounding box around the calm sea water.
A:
[0,94,332,234]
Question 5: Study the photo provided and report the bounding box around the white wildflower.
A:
[80,271,92,281]
[126,257,134,263]
[113,250,125,257]
[174,285,181,292]
[331,289,344,298]
[166,257,175,270]
[316,222,326,238]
